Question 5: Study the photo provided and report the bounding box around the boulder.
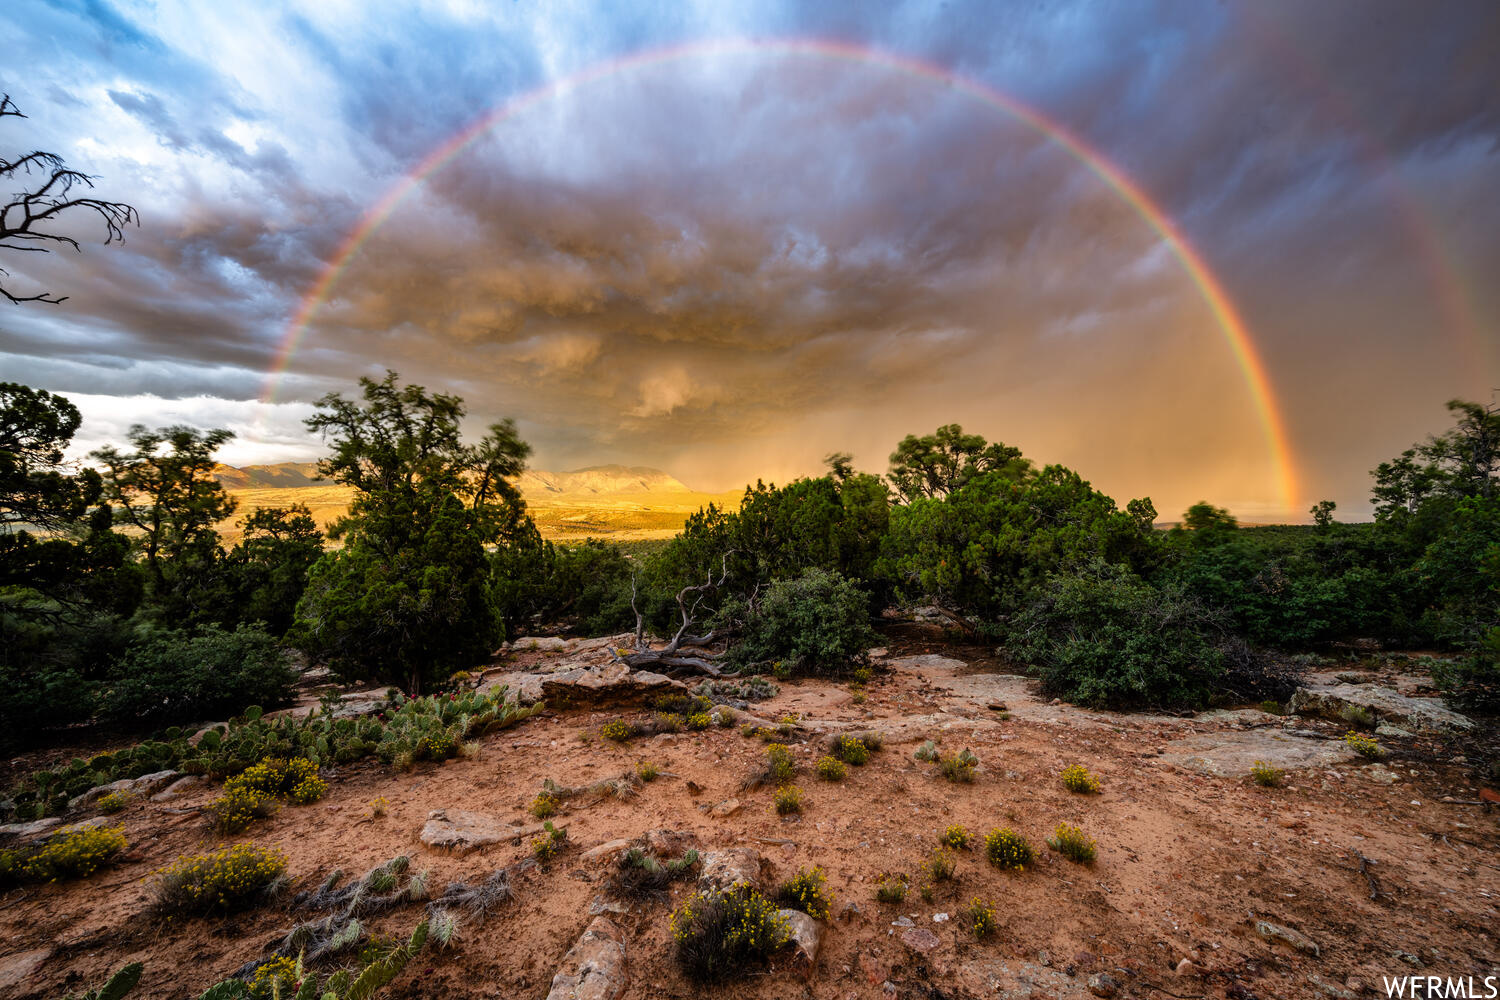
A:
[479,671,547,705]
[709,798,742,818]
[511,636,572,652]
[545,916,628,1000]
[1157,730,1357,778]
[0,818,62,844]
[69,769,180,810]
[579,839,632,865]
[151,775,208,802]
[1289,684,1473,734]
[778,909,823,980]
[699,848,763,893]
[541,662,686,708]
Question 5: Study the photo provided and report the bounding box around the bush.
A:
[1047,823,1097,864]
[1250,761,1284,787]
[984,828,1034,870]
[636,761,661,782]
[941,825,972,850]
[964,897,998,938]
[612,845,700,901]
[531,821,568,863]
[530,792,558,818]
[601,719,639,743]
[208,757,325,833]
[723,568,877,675]
[206,784,278,835]
[927,848,956,882]
[1009,563,1227,711]
[1344,731,1383,759]
[939,749,978,783]
[1060,764,1100,794]
[914,740,940,762]
[20,825,127,882]
[773,785,803,815]
[833,734,870,765]
[874,874,908,903]
[776,865,833,919]
[156,843,287,915]
[765,744,796,785]
[670,887,790,983]
[815,756,847,782]
[101,624,295,726]
[97,791,130,814]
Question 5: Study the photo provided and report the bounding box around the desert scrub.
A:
[531,821,568,863]
[765,743,796,785]
[833,731,882,764]
[56,961,142,1000]
[601,719,639,743]
[1047,822,1097,864]
[247,955,298,998]
[669,887,790,983]
[1344,730,1383,759]
[694,677,778,703]
[530,792,559,818]
[773,784,803,815]
[653,712,685,734]
[636,761,661,782]
[927,848,957,882]
[97,791,131,814]
[964,897,998,938]
[1060,764,1101,794]
[776,865,833,919]
[613,846,700,900]
[156,843,287,915]
[207,784,279,835]
[941,824,972,850]
[1250,761,1284,787]
[913,739,940,763]
[815,756,847,782]
[874,873,909,903]
[21,825,127,882]
[209,756,325,830]
[984,828,1034,870]
[686,712,713,732]
[368,795,390,818]
[939,749,978,783]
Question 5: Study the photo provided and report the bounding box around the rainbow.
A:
[264,38,1300,511]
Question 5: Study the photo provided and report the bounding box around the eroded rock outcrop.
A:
[545,916,628,1000]
[1289,684,1473,733]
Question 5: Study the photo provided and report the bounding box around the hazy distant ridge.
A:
[214,462,694,496]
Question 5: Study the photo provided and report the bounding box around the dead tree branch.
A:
[610,552,736,677]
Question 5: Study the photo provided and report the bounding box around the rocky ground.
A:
[1,625,1496,1000]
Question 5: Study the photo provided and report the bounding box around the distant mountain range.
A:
[212,462,696,496]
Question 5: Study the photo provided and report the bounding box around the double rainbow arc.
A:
[265,38,1300,512]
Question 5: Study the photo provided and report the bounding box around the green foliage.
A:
[208,757,325,833]
[669,887,790,983]
[914,740,940,762]
[886,424,1031,504]
[776,865,833,919]
[530,792,558,818]
[833,733,871,765]
[764,743,796,785]
[101,624,295,726]
[612,845,700,900]
[984,828,1034,870]
[155,843,287,916]
[939,749,978,783]
[1010,563,1227,710]
[1060,764,1101,794]
[927,848,957,883]
[220,505,325,636]
[636,760,661,782]
[879,463,1158,628]
[1047,822,1097,864]
[59,961,143,1000]
[531,821,568,862]
[1182,501,1238,532]
[1250,761,1284,787]
[723,567,877,675]
[874,873,909,903]
[195,917,431,1000]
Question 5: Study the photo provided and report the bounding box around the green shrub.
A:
[20,825,127,882]
[913,740,940,762]
[874,873,908,903]
[97,791,130,814]
[101,624,295,727]
[207,784,278,835]
[927,848,956,882]
[612,845,700,900]
[686,712,713,731]
[601,719,639,743]
[723,568,877,675]
[984,828,1034,870]
[155,843,287,915]
[815,756,847,782]
[1250,761,1284,787]
[1060,764,1100,794]
[765,744,796,785]
[636,761,661,782]
[670,888,791,983]
[530,792,558,818]
[833,735,869,765]
[1009,563,1227,710]
[531,821,568,863]
[1344,730,1383,759]
[773,785,803,815]
[1047,822,1097,863]
[776,865,833,919]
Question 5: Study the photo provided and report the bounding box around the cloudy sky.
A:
[2,1,1497,520]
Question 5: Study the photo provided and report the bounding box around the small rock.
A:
[837,901,866,923]
[580,839,632,865]
[891,916,914,928]
[1038,950,1052,967]
[1308,973,1356,999]
[1176,958,1194,975]
[699,848,762,893]
[587,895,631,916]
[421,809,561,854]
[932,912,949,922]
[1254,919,1320,957]
[0,818,62,844]
[1393,950,1423,967]
[709,798,743,818]
[900,927,942,955]
[1088,973,1120,997]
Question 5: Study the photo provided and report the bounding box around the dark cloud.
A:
[0,1,1496,517]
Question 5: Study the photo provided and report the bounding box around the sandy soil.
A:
[2,630,1497,1000]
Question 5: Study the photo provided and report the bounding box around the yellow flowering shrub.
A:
[833,734,870,765]
[815,756,847,781]
[940,824,972,850]
[155,843,287,915]
[670,887,790,983]
[776,865,833,919]
[984,827,1034,870]
[601,719,638,742]
[1060,764,1101,793]
[97,791,131,814]
[1344,730,1383,759]
[22,825,127,882]
[1047,822,1098,864]
[686,712,713,731]
[874,873,908,903]
[965,896,998,938]
[765,744,796,785]
[773,784,803,815]
[1250,761,1284,787]
[247,956,298,998]
[530,792,559,818]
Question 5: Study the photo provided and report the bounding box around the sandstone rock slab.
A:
[421,809,516,854]
[699,847,762,893]
[1158,730,1358,778]
[541,662,685,708]
[545,915,628,1000]
[1289,684,1473,734]
[69,769,180,810]
[887,654,969,674]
